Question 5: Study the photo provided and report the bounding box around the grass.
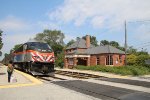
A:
[75,65,150,76]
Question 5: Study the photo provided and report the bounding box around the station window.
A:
[68,58,73,65]
[96,57,100,65]
[106,55,113,65]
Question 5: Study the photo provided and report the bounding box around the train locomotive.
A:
[13,41,55,75]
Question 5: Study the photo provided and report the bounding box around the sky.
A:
[0,0,150,59]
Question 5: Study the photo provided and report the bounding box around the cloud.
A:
[91,16,104,29]
[1,33,36,59]
[134,23,150,41]
[0,16,29,32]
[0,16,40,58]
[38,21,59,30]
[64,34,76,43]
[48,0,150,29]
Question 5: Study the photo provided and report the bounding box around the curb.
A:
[0,69,43,89]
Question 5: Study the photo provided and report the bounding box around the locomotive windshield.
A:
[28,42,52,52]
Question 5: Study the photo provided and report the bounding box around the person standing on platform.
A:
[7,60,14,83]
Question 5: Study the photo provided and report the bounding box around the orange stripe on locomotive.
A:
[13,50,55,63]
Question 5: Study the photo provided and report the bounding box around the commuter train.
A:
[13,41,55,75]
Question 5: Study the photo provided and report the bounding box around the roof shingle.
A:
[66,38,94,49]
[85,45,125,54]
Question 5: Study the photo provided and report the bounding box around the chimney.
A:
[86,35,90,48]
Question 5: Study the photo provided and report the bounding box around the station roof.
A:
[66,38,94,49]
[85,45,125,54]
[66,38,125,55]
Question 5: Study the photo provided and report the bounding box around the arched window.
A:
[106,55,113,65]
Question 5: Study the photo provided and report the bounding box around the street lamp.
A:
[124,21,127,66]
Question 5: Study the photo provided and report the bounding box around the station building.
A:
[64,35,125,68]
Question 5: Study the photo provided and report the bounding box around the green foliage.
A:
[55,52,64,68]
[66,39,75,47]
[135,54,150,66]
[11,44,22,51]
[52,43,64,56]
[34,29,65,56]
[76,65,150,76]
[35,29,65,45]
[127,54,137,65]
[127,46,137,54]
[127,53,150,66]
[4,53,9,57]
[0,29,3,50]
[100,40,124,50]
[109,41,119,48]
[100,40,109,45]
[135,51,148,56]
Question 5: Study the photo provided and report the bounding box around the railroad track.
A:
[36,75,66,82]
[55,70,105,79]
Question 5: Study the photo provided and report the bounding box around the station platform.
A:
[0,64,42,88]
[55,67,150,82]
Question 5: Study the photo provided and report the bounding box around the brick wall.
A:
[112,54,125,66]
[89,54,125,66]
[90,55,97,66]
[99,55,106,65]
[64,58,68,68]
[64,53,125,68]
[113,54,120,66]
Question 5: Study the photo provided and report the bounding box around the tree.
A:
[100,40,109,45]
[82,35,98,46]
[100,40,125,51]
[135,51,148,56]
[118,46,125,51]
[0,30,3,51]
[127,46,137,54]
[11,44,22,51]
[35,29,65,46]
[66,39,75,47]
[136,54,150,66]
[100,40,119,47]
[34,33,46,42]
[55,51,64,68]
[34,29,65,56]
[109,41,119,48]
[52,43,64,56]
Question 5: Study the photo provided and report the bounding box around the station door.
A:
[77,58,87,66]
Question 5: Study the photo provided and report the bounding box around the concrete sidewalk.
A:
[0,65,31,85]
[0,65,42,88]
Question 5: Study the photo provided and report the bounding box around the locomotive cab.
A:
[13,42,55,76]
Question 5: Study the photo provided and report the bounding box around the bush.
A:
[135,55,150,66]
[127,52,150,66]
[76,65,150,76]
[127,54,137,65]
[55,52,64,68]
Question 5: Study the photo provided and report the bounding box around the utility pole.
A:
[125,20,127,66]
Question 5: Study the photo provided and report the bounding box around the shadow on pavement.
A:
[0,73,6,75]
